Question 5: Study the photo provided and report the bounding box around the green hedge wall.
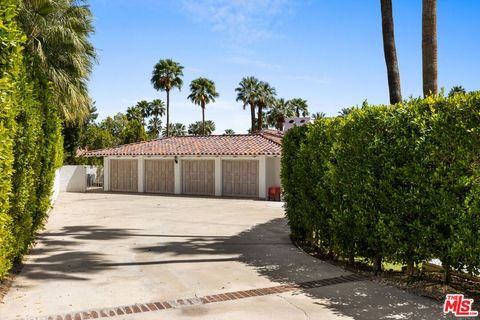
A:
[0,0,63,278]
[0,0,23,276]
[281,93,480,279]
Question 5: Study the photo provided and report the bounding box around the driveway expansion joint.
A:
[31,274,366,320]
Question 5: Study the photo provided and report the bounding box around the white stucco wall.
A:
[51,168,61,204]
[59,165,86,192]
[265,156,282,193]
[51,165,88,203]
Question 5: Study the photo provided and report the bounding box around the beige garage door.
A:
[223,160,259,197]
[144,159,174,194]
[182,160,215,195]
[110,159,138,192]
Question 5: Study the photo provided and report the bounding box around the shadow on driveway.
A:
[23,219,444,319]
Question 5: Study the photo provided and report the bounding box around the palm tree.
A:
[288,98,309,117]
[312,112,326,121]
[224,129,235,135]
[236,77,260,133]
[126,100,150,125]
[267,98,295,130]
[380,0,402,104]
[187,77,219,135]
[18,0,97,122]
[136,100,150,120]
[188,121,216,135]
[145,99,164,139]
[255,82,276,132]
[147,118,162,139]
[422,0,437,96]
[162,123,187,137]
[126,106,144,123]
[151,59,184,137]
[448,86,466,97]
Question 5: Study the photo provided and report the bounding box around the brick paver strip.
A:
[34,274,366,320]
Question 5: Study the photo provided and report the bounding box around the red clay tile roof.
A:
[81,133,282,157]
[260,129,284,145]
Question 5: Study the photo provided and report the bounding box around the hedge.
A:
[0,0,63,278]
[0,0,23,276]
[281,92,480,281]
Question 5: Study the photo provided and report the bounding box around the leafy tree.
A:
[81,124,113,151]
[18,0,97,122]
[422,0,437,96]
[224,129,235,135]
[147,99,165,138]
[448,85,466,97]
[63,103,98,163]
[289,98,309,117]
[236,76,260,133]
[267,98,295,130]
[255,82,277,132]
[188,121,215,135]
[187,77,219,135]
[99,113,147,146]
[151,59,184,137]
[380,0,402,104]
[123,119,147,144]
[163,123,187,137]
[100,113,129,146]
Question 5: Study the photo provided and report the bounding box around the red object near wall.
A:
[268,186,281,201]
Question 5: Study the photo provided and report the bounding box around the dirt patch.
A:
[0,260,25,303]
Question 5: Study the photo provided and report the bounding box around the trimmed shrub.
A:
[0,0,64,278]
[9,70,42,258]
[0,0,23,276]
[281,92,480,279]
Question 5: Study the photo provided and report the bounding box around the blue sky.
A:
[88,0,479,134]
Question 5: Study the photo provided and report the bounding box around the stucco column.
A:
[214,157,222,196]
[103,157,110,191]
[138,157,144,192]
[259,155,266,199]
[174,158,181,194]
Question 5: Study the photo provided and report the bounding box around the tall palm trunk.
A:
[250,102,255,133]
[422,0,437,96]
[202,101,206,135]
[380,0,402,104]
[166,89,170,137]
[257,105,263,133]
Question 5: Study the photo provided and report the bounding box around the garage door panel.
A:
[145,160,174,194]
[182,160,215,195]
[110,159,138,192]
[222,160,259,197]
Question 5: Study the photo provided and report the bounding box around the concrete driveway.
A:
[0,193,445,319]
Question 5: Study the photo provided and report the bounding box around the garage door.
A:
[110,159,138,192]
[222,160,259,197]
[182,160,215,195]
[144,159,174,194]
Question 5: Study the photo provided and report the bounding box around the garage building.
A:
[82,130,282,199]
